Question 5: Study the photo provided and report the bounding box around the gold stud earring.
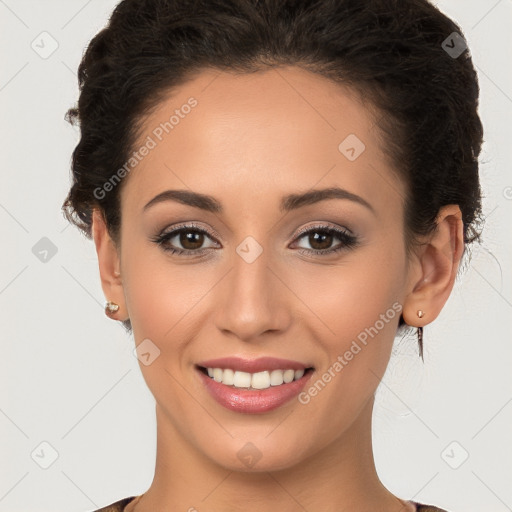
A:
[105,301,120,316]
[417,310,424,318]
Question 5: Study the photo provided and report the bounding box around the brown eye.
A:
[307,231,334,251]
[178,230,205,250]
[293,225,358,255]
[151,223,219,256]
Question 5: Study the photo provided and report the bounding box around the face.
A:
[111,66,414,471]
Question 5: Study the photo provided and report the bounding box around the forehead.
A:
[123,66,404,217]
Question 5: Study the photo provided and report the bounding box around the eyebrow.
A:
[143,186,375,215]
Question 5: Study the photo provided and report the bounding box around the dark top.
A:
[91,496,450,511]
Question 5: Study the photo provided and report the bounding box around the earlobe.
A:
[402,205,464,327]
[91,209,128,321]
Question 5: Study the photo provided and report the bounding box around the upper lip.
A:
[197,356,313,373]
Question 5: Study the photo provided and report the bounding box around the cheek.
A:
[122,244,214,343]
[300,239,405,345]
[292,288,403,449]
[119,242,214,411]
[295,239,406,400]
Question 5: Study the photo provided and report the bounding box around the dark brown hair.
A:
[62,0,485,358]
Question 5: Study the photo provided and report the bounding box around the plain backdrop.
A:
[1,1,511,511]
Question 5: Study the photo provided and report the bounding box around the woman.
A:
[62,0,483,510]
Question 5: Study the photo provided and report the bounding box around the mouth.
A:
[194,358,315,414]
[196,365,315,390]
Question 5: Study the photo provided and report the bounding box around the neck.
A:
[131,397,413,512]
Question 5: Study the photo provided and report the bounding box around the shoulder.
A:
[88,496,137,512]
[413,502,451,512]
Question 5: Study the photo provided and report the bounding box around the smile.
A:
[195,357,315,413]
[202,367,308,389]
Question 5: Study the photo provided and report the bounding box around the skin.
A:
[92,66,464,512]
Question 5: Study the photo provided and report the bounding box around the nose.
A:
[213,246,291,342]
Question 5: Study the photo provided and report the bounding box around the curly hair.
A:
[62,0,485,358]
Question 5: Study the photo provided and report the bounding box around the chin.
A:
[199,432,312,474]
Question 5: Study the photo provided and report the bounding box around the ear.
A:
[91,208,128,321]
[402,205,464,328]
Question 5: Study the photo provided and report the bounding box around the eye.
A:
[151,222,359,257]
[292,224,358,255]
[151,222,219,256]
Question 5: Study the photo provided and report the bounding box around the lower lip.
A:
[196,367,313,414]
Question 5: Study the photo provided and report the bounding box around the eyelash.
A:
[151,222,359,257]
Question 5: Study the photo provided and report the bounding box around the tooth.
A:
[269,369,284,386]
[233,371,251,388]
[283,369,295,383]
[206,366,306,387]
[251,371,270,389]
[222,368,235,385]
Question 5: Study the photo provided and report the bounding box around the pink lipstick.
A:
[195,357,314,414]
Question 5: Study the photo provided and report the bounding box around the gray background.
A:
[1,0,511,511]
